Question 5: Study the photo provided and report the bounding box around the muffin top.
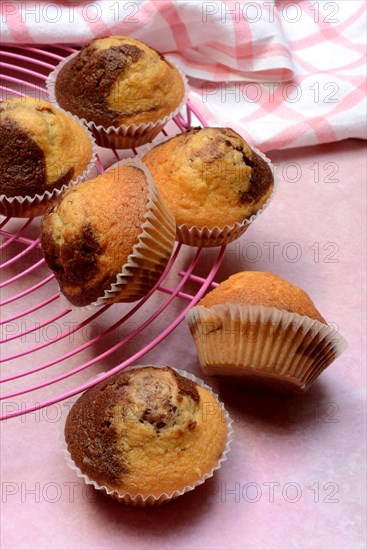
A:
[198,271,326,323]
[0,97,92,198]
[142,127,274,229]
[55,36,185,127]
[41,165,148,306]
[65,366,227,497]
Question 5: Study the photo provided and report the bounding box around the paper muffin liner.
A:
[186,304,348,393]
[46,51,189,149]
[0,118,98,218]
[139,140,276,248]
[61,365,233,506]
[57,158,176,311]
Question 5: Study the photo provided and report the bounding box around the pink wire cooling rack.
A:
[0,45,224,421]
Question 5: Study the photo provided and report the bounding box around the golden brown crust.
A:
[65,366,227,497]
[198,271,326,323]
[142,127,274,228]
[40,165,148,306]
[55,36,185,127]
[0,97,92,197]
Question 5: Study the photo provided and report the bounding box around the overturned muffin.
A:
[54,36,185,128]
[0,97,92,206]
[40,162,175,307]
[187,271,347,392]
[64,366,229,502]
[142,127,274,231]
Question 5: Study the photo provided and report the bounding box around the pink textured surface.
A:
[1,139,366,550]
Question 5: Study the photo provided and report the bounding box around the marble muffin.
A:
[54,36,185,128]
[142,127,274,230]
[40,163,175,307]
[186,271,346,392]
[0,97,92,199]
[64,366,228,500]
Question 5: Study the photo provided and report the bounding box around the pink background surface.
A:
[1,138,366,549]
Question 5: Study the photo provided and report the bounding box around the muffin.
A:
[64,366,231,505]
[142,127,274,246]
[50,36,186,148]
[0,97,94,217]
[186,271,347,392]
[40,160,175,307]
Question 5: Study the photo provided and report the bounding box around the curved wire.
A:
[0,45,223,421]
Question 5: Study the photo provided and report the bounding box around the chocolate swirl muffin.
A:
[65,366,228,500]
[54,36,185,128]
[142,127,274,230]
[0,97,92,199]
[40,162,176,307]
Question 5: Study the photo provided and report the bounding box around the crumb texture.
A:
[143,127,274,228]
[55,36,185,126]
[199,271,326,323]
[0,97,92,197]
[65,366,227,497]
[40,165,148,306]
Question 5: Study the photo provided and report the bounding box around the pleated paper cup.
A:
[140,140,276,248]
[59,158,176,311]
[186,304,348,393]
[46,51,189,149]
[62,365,233,506]
[0,120,97,218]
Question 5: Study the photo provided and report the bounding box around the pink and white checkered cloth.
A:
[1,0,366,151]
